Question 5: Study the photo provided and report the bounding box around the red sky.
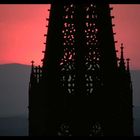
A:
[0,4,140,70]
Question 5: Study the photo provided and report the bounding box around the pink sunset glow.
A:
[0,4,140,70]
[111,4,140,70]
[0,4,50,65]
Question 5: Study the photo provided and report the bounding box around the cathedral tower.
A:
[29,2,133,136]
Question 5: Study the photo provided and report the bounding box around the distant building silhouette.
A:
[29,3,133,136]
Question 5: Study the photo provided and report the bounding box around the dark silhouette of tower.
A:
[29,2,133,136]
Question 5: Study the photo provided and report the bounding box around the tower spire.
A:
[119,43,126,71]
[126,58,130,72]
[29,60,37,86]
[31,60,34,72]
[126,58,131,81]
[121,43,124,60]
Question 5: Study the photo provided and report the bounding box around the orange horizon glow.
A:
[0,4,140,70]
